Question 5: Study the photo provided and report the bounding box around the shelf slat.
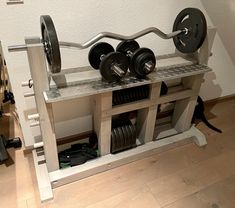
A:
[44,55,211,103]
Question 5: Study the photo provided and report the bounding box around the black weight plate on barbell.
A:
[40,15,61,73]
[88,42,114,70]
[100,52,129,82]
[131,48,156,78]
[173,8,207,53]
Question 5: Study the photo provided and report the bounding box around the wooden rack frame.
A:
[21,27,216,202]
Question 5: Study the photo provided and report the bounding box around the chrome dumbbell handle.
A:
[111,64,126,77]
[99,54,125,78]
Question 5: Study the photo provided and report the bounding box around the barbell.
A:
[8,7,207,76]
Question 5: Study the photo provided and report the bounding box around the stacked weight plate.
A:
[111,117,137,154]
[113,85,149,106]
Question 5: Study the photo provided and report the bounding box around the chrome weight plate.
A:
[40,15,61,73]
[173,8,207,53]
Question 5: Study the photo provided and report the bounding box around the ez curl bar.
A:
[8,8,207,82]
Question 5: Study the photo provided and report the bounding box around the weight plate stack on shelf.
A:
[111,117,137,154]
[113,85,150,106]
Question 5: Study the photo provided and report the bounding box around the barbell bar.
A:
[8,28,184,52]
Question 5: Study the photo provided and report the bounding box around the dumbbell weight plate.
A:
[40,15,61,73]
[100,52,129,82]
[131,48,156,78]
[116,40,140,64]
[88,42,114,69]
[173,8,207,53]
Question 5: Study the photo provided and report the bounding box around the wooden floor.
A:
[0,98,235,208]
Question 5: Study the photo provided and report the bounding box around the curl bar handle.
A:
[59,27,185,50]
[8,27,185,52]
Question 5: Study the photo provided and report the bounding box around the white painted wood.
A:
[172,74,204,132]
[32,149,53,202]
[49,125,204,188]
[158,89,195,104]
[24,92,35,97]
[155,127,179,140]
[33,142,44,149]
[93,92,112,156]
[105,99,154,117]
[28,113,39,120]
[44,64,211,104]
[191,125,207,146]
[30,121,40,127]
[21,80,33,87]
[198,27,217,65]
[137,83,160,143]
[25,38,59,172]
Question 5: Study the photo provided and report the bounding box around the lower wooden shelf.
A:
[33,125,207,201]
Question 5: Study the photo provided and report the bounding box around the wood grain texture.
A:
[0,98,234,208]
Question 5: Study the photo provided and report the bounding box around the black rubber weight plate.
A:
[111,130,115,152]
[88,42,114,69]
[131,48,156,78]
[40,15,61,73]
[173,8,207,53]
[100,52,129,82]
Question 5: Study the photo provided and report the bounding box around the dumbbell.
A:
[116,40,156,78]
[88,42,129,82]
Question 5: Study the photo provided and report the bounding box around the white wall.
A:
[201,0,235,65]
[0,0,234,147]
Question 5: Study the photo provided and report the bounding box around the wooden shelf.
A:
[44,62,211,103]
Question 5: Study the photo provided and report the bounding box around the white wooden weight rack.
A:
[11,27,216,202]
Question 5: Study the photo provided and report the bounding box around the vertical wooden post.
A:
[25,38,59,172]
[198,27,217,65]
[93,91,112,156]
[172,74,204,133]
[137,83,161,143]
